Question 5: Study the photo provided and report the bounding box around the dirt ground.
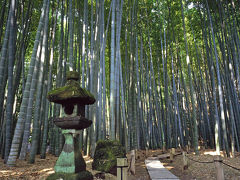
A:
[1,149,240,180]
[160,149,240,180]
[0,151,150,180]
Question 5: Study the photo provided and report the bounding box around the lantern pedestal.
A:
[47,130,93,180]
[54,130,86,173]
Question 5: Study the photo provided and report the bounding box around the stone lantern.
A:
[47,71,95,180]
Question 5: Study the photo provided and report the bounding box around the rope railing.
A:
[184,154,240,171]
[234,153,240,157]
[159,148,240,178]
[185,154,214,164]
[221,161,240,171]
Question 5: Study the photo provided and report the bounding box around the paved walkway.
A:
[145,157,179,180]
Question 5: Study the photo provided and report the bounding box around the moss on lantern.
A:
[92,140,126,175]
[66,71,79,81]
[47,75,95,105]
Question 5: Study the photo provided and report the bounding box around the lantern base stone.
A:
[50,130,92,180]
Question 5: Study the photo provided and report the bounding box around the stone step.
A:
[145,158,179,180]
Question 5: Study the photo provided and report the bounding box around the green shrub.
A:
[92,140,126,175]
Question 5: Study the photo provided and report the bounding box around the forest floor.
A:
[159,149,240,180]
[0,149,240,180]
[0,151,150,180]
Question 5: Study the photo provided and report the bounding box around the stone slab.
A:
[148,170,178,179]
[145,158,179,180]
[152,179,179,180]
[145,160,165,170]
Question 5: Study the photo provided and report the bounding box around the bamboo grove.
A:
[0,0,240,166]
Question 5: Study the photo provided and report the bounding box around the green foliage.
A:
[46,171,93,180]
[92,140,126,175]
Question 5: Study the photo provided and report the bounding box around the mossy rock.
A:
[46,171,93,180]
[92,140,126,175]
[47,79,95,105]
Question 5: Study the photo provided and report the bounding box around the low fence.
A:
[171,149,240,180]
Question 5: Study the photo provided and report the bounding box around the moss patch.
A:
[47,80,95,105]
[46,171,93,180]
[92,140,126,175]
[66,71,79,81]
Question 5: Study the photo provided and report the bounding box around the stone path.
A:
[145,157,179,180]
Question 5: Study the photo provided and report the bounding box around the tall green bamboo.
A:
[206,0,229,156]
[29,0,49,163]
[81,0,88,88]
[68,0,73,70]
[180,0,199,154]
[4,0,16,163]
[7,0,48,166]
[110,0,116,140]
[41,0,59,159]
[19,33,43,160]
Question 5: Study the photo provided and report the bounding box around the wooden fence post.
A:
[146,148,149,157]
[214,156,224,180]
[117,158,128,180]
[129,150,135,175]
[163,146,166,153]
[170,148,175,162]
[186,145,189,153]
[182,151,188,170]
